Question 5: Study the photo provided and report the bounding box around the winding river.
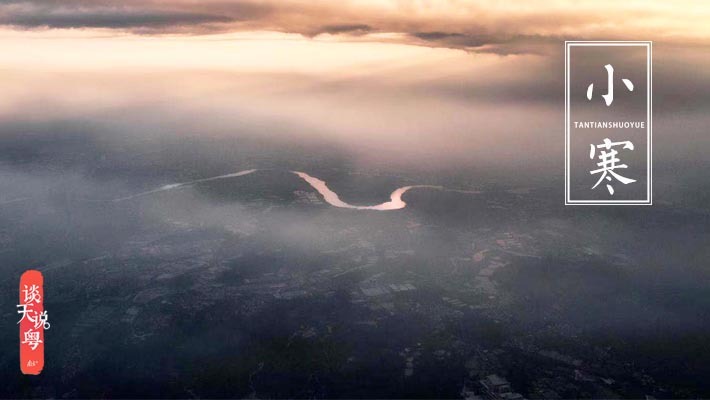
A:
[114,169,478,211]
[292,171,443,210]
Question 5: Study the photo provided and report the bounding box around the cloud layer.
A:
[1,1,709,53]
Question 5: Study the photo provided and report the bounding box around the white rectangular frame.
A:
[565,41,652,205]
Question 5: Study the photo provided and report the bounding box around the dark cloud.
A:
[315,24,371,36]
[0,1,268,32]
[410,31,506,53]
[408,31,563,55]
[412,32,463,41]
[0,10,233,30]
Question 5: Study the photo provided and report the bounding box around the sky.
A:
[0,0,709,178]
[1,1,709,49]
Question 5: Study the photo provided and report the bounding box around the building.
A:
[479,374,525,400]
